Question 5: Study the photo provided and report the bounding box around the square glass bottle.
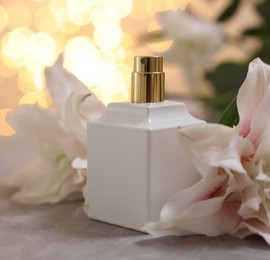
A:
[84,56,204,231]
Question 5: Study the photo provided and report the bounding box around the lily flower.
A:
[156,9,224,91]
[143,58,270,245]
[2,55,105,204]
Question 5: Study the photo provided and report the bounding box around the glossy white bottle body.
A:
[84,101,204,231]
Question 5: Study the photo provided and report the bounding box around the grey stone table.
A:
[0,184,270,260]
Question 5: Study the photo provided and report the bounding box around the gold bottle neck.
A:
[131,56,165,103]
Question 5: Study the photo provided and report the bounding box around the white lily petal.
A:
[255,129,270,165]
[146,58,270,244]
[7,105,64,142]
[161,174,227,219]
[192,135,253,175]
[79,93,106,121]
[262,198,270,224]
[0,135,40,179]
[156,9,224,71]
[179,124,234,177]
[234,220,270,245]
[64,92,105,147]
[45,55,89,108]
[174,193,242,236]
[238,184,261,217]
[154,9,224,90]
[144,174,228,235]
[248,87,270,147]
[236,58,270,140]
[8,156,84,204]
[180,123,233,141]
[254,160,270,183]
[0,54,106,204]
[8,104,85,161]
[180,123,254,177]
[65,93,88,146]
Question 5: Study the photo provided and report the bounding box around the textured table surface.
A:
[1,184,270,260]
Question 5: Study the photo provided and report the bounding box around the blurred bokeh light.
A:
[0,0,191,136]
[0,0,263,136]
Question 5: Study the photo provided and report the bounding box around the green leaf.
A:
[257,1,270,22]
[218,0,241,22]
[217,96,239,127]
[244,24,270,37]
[206,63,248,95]
[244,28,264,37]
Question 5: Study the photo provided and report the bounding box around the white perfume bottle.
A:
[84,56,204,231]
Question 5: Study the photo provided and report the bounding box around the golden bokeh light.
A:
[0,5,8,32]
[103,0,133,19]
[176,0,192,10]
[65,0,94,26]
[147,19,173,53]
[146,1,173,16]
[19,92,48,108]
[49,0,81,34]
[64,36,99,88]
[24,32,58,91]
[1,29,32,69]
[27,32,57,68]
[122,32,134,49]
[64,35,129,104]
[138,0,190,17]
[6,3,32,29]
[0,59,16,78]
[94,22,123,50]
[17,69,37,94]
[34,6,58,33]
[0,0,193,136]
[147,40,174,53]
[129,1,148,19]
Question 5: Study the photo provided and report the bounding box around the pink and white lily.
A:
[143,58,270,245]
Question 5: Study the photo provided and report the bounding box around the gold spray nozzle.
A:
[131,56,165,103]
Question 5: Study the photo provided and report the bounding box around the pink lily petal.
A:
[180,124,254,177]
[233,219,270,245]
[143,174,236,236]
[236,58,270,142]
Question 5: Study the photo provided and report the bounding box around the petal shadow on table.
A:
[136,234,269,251]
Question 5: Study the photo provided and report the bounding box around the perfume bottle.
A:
[84,56,204,231]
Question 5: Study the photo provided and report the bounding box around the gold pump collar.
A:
[131,56,165,103]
